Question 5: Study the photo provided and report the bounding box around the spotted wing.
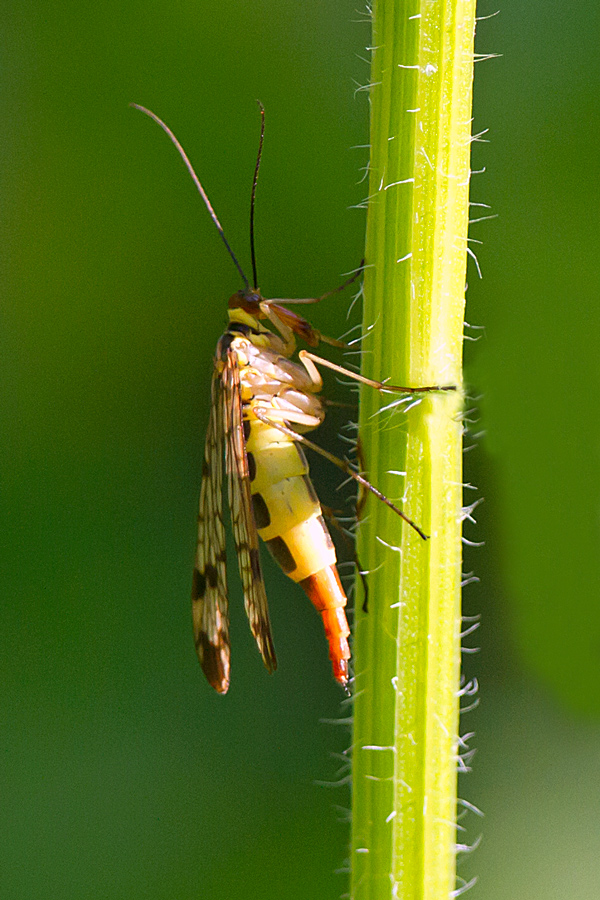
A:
[191,364,231,693]
[223,350,277,673]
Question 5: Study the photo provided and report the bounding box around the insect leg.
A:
[252,408,428,540]
[321,504,370,614]
[298,351,457,394]
[259,302,297,355]
[260,263,366,350]
[261,301,344,351]
[266,259,365,306]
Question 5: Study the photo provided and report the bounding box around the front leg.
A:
[259,302,297,356]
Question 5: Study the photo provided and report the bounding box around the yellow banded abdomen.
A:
[245,416,336,583]
[244,410,351,686]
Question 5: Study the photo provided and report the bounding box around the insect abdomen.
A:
[245,415,351,684]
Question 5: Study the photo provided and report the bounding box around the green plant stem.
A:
[351,1,476,898]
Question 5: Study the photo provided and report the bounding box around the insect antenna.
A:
[250,102,265,290]
[131,103,250,290]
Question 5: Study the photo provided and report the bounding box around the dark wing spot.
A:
[251,493,271,529]
[249,548,262,581]
[202,459,210,478]
[302,475,319,505]
[204,564,219,589]
[316,514,335,549]
[196,634,229,694]
[247,451,256,482]
[265,536,297,575]
[243,419,251,442]
[192,568,206,600]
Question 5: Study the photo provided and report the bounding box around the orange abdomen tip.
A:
[299,566,351,687]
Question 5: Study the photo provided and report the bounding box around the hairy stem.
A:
[351,1,476,898]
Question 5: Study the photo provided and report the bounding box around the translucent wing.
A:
[192,365,231,693]
[223,350,277,673]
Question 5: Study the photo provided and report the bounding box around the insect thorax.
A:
[219,306,325,432]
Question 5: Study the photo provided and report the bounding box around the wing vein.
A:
[191,365,231,692]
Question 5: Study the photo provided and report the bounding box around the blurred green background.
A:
[2,1,600,898]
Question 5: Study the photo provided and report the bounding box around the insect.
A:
[133,103,453,693]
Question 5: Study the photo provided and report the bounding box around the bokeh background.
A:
[3,1,600,897]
